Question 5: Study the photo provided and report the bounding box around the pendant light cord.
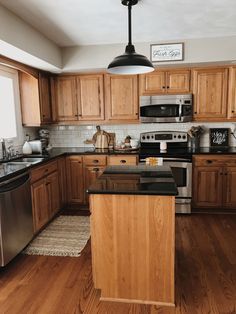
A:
[128,2,132,45]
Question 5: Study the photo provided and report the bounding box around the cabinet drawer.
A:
[107,155,137,165]
[194,155,236,167]
[83,155,107,166]
[31,160,58,183]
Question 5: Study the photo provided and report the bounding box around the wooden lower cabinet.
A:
[47,171,60,219]
[31,178,49,232]
[58,157,67,207]
[66,156,84,205]
[193,156,236,210]
[84,166,106,203]
[31,161,61,233]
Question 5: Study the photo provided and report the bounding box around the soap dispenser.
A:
[22,134,32,155]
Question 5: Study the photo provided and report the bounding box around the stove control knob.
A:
[178,135,181,139]
[142,136,145,140]
[147,136,150,139]
[183,135,186,139]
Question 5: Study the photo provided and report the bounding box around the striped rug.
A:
[23,215,90,257]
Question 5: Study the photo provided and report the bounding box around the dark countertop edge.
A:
[87,190,178,196]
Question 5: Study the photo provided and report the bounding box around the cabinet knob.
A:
[93,168,99,172]
[93,160,99,163]
[232,110,235,113]
[75,114,79,117]
[224,173,228,175]
[206,160,213,164]
[220,172,223,175]
[166,86,170,89]
[120,160,126,164]
[194,112,197,114]
[162,86,165,89]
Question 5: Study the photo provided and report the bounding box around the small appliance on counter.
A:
[39,129,50,152]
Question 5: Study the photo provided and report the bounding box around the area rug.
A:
[23,215,90,257]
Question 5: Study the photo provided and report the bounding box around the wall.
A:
[48,122,236,149]
[0,5,62,72]
[62,36,236,72]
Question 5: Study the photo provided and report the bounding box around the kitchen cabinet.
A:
[193,155,236,210]
[105,74,139,122]
[107,155,138,166]
[76,74,105,121]
[54,76,78,121]
[83,155,107,204]
[228,67,236,119]
[192,67,228,121]
[31,160,60,233]
[58,157,67,208]
[139,69,190,95]
[19,71,53,126]
[53,74,104,123]
[66,156,84,204]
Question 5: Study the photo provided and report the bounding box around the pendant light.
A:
[107,0,154,75]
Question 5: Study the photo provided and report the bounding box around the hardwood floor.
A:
[0,214,236,313]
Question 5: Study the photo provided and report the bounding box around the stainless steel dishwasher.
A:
[0,172,33,266]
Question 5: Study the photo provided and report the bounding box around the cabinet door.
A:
[107,155,137,166]
[192,68,228,120]
[223,166,236,209]
[228,67,236,119]
[105,74,139,121]
[58,157,67,207]
[139,71,166,95]
[84,166,106,203]
[31,178,49,233]
[38,72,52,123]
[46,171,60,218]
[55,76,78,121]
[19,72,41,126]
[166,70,190,93]
[193,166,223,208]
[66,156,84,204]
[77,75,104,121]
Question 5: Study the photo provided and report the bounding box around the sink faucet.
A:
[1,139,7,160]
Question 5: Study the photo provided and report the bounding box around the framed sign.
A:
[150,42,184,62]
[209,128,229,148]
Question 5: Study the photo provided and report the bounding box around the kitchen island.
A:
[87,165,178,307]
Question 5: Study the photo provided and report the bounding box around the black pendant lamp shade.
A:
[107,0,154,75]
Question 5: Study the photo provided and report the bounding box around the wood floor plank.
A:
[0,214,236,313]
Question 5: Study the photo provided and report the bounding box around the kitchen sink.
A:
[7,157,45,166]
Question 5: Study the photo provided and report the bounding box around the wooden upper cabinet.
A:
[19,71,53,126]
[228,67,236,119]
[38,72,53,123]
[55,76,78,121]
[139,69,190,95]
[105,74,139,122]
[192,67,228,120]
[167,70,190,93]
[139,71,166,94]
[77,74,104,121]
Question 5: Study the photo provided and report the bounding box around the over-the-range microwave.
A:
[140,94,193,123]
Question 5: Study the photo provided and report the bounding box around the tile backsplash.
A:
[47,122,236,148]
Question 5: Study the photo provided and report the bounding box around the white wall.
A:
[0,5,62,72]
[62,36,236,72]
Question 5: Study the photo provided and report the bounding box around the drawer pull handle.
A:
[45,169,49,172]
[206,160,213,164]
[224,173,228,175]
[232,110,235,113]
[220,172,223,175]
[120,160,126,164]
[162,86,165,89]
[93,168,99,172]
[93,160,99,163]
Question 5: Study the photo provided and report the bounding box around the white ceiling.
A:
[1,0,236,47]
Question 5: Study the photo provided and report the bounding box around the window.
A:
[0,65,21,139]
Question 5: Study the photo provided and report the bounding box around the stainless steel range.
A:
[139,131,192,214]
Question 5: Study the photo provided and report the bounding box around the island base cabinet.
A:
[90,194,175,307]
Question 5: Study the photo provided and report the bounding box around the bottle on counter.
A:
[22,134,32,155]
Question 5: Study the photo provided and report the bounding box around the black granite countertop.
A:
[1,146,236,184]
[87,165,178,196]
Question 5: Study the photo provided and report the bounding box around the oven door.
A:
[163,158,192,198]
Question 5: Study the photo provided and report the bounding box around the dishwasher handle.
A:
[0,172,30,193]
